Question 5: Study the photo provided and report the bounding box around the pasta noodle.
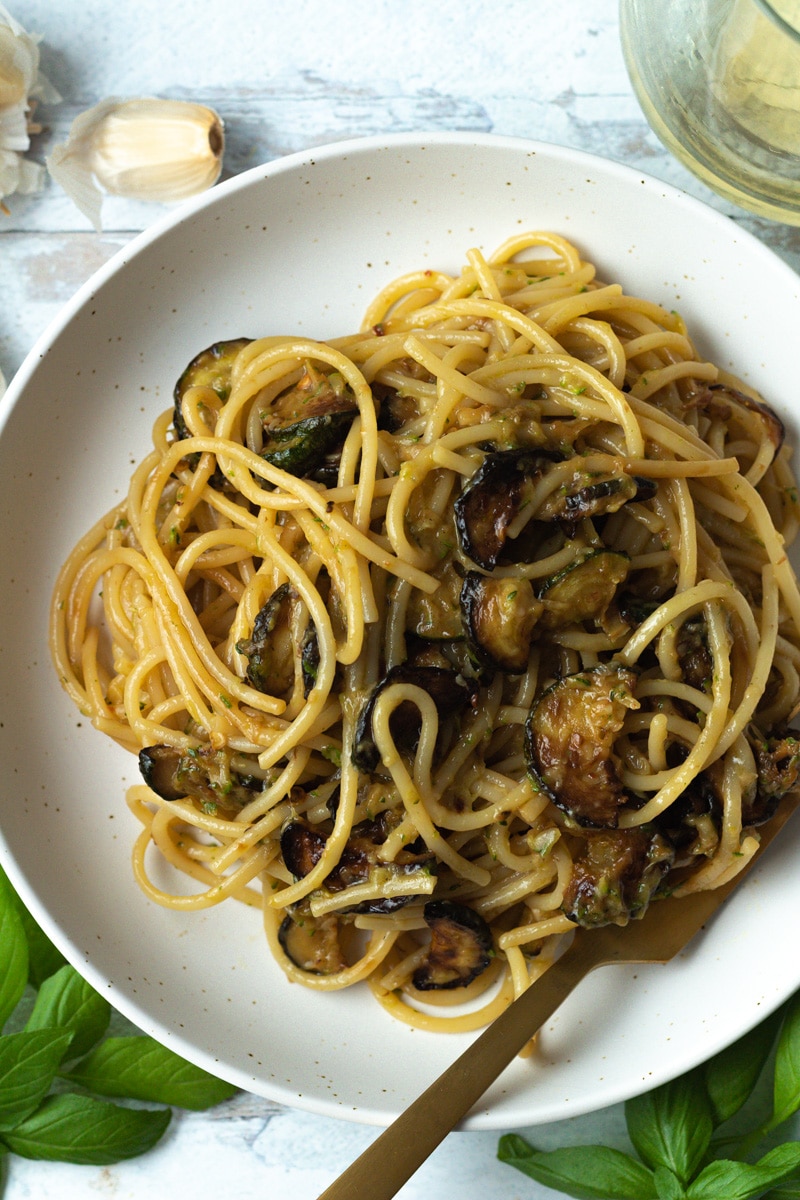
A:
[50,231,800,1035]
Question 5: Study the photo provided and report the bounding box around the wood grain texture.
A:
[2,0,798,385]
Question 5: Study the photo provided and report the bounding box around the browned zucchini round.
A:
[405,558,465,642]
[561,827,674,927]
[173,337,252,441]
[460,572,541,672]
[280,814,436,914]
[696,382,785,459]
[524,663,639,827]
[281,821,327,879]
[453,449,654,569]
[301,623,321,697]
[744,730,800,827]
[537,549,629,630]
[260,361,359,478]
[261,410,356,478]
[236,583,296,698]
[374,382,420,433]
[535,470,655,524]
[138,744,186,801]
[675,614,713,692]
[138,744,262,810]
[278,908,347,975]
[411,900,493,990]
[453,448,559,569]
[352,664,476,773]
[654,771,721,857]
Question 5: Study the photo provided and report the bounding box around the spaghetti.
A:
[50,231,800,1033]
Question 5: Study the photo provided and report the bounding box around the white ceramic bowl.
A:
[1,133,799,1130]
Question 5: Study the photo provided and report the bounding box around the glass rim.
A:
[753,0,800,41]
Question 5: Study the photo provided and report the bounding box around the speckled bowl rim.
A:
[1,131,799,1129]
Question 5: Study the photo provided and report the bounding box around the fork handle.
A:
[316,938,600,1200]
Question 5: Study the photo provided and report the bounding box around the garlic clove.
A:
[0,2,59,205]
[0,89,31,152]
[0,7,39,112]
[0,4,59,118]
[46,97,225,231]
[0,145,44,195]
[0,34,27,109]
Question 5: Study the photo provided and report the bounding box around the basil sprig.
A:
[0,867,237,1170]
[499,990,800,1199]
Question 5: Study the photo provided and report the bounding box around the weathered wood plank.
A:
[2,17,798,380]
[1,231,132,378]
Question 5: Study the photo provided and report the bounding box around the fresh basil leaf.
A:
[0,866,64,987]
[497,1133,658,1199]
[625,1068,714,1185]
[17,908,67,988]
[686,1143,800,1200]
[60,1036,237,1109]
[0,1029,74,1132]
[1,1093,171,1164]
[770,992,800,1131]
[0,868,65,988]
[653,1166,686,1200]
[0,872,28,1029]
[25,965,110,1060]
[704,1005,784,1126]
[765,1184,800,1199]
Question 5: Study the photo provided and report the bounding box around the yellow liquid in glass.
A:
[715,0,800,154]
[621,0,800,223]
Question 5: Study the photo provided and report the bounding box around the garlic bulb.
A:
[47,97,225,231]
[0,3,60,207]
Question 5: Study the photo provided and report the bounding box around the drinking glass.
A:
[619,0,800,223]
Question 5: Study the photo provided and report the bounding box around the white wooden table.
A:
[2,2,799,1197]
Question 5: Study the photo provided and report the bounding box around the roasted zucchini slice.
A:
[278,908,348,975]
[537,549,629,630]
[453,448,560,569]
[744,729,800,827]
[281,820,328,879]
[412,900,493,990]
[524,663,639,827]
[236,583,297,699]
[675,614,713,692]
[453,448,653,569]
[534,467,655,524]
[138,744,262,811]
[654,770,721,859]
[561,827,674,927]
[617,592,663,628]
[300,623,321,697]
[260,361,359,478]
[374,381,420,433]
[261,410,356,477]
[693,382,785,458]
[460,572,541,673]
[352,663,475,773]
[280,814,436,915]
[173,337,251,441]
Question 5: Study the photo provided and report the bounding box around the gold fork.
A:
[316,796,799,1200]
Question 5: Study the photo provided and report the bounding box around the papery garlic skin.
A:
[0,2,59,205]
[47,97,225,232]
[0,21,29,111]
[0,144,43,195]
